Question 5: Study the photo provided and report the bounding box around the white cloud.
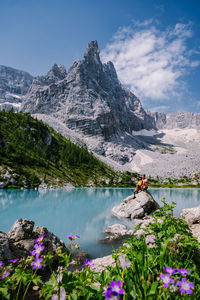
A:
[149,105,170,112]
[101,21,200,102]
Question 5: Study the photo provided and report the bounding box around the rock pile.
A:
[0,219,66,261]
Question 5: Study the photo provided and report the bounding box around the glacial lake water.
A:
[0,188,200,258]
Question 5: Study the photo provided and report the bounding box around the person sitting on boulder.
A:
[133,176,143,198]
[142,174,148,191]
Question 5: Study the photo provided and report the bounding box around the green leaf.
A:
[0,287,10,300]
[149,282,159,295]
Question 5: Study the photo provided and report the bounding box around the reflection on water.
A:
[0,188,200,258]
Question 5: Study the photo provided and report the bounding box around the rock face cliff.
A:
[148,111,200,130]
[0,65,33,111]
[21,41,155,139]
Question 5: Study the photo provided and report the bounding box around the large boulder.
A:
[181,206,200,242]
[0,219,66,261]
[181,206,200,226]
[8,219,35,242]
[112,191,159,219]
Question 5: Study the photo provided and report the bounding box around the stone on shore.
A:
[101,224,134,242]
[112,191,159,219]
[90,255,115,273]
[181,206,200,242]
[0,219,66,261]
[0,232,12,260]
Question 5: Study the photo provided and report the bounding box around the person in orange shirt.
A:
[133,176,143,198]
[142,174,148,191]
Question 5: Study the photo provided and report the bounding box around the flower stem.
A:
[16,279,22,300]
[22,279,31,300]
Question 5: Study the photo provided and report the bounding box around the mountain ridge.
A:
[0,41,200,180]
[0,65,33,111]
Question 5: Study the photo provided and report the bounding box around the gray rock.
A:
[0,219,67,261]
[181,206,200,242]
[0,65,33,109]
[190,224,200,243]
[102,224,134,242]
[147,111,200,130]
[104,224,128,235]
[0,182,7,188]
[34,226,66,253]
[181,206,200,226]
[90,254,115,273]
[8,219,35,242]
[0,232,12,260]
[112,191,159,219]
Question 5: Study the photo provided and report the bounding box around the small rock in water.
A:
[101,223,134,242]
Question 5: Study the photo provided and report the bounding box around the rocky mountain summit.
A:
[0,65,33,111]
[21,41,157,165]
[21,41,155,138]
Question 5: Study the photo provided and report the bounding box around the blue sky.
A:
[0,0,200,113]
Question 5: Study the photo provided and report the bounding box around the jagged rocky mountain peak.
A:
[21,40,156,140]
[84,40,100,61]
[47,63,67,80]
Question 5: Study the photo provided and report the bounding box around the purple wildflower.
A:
[30,242,45,257]
[103,281,124,299]
[110,281,124,295]
[176,278,194,294]
[51,287,66,300]
[0,271,9,279]
[103,289,120,299]
[160,273,174,288]
[135,229,145,237]
[157,218,163,224]
[177,268,191,276]
[69,260,76,265]
[83,259,94,266]
[31,257,43,270]
[163,266,176,276]
[147,243,157,248]
[119,255,131,268]
[171,234,181,242]
[145,235,156,244]
[57,274,63,283]
[9,259,19,263]
[35,234,45,243]
[0,261,3,267]
[68,234,80,241]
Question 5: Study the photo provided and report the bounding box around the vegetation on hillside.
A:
[0,110,137,188]
[0,200,199,299]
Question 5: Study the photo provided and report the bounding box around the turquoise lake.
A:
[0,188,200,258]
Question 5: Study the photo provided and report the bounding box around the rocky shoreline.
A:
[1,192,200,273]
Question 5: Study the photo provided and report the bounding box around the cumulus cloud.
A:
[101,21,199,103]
